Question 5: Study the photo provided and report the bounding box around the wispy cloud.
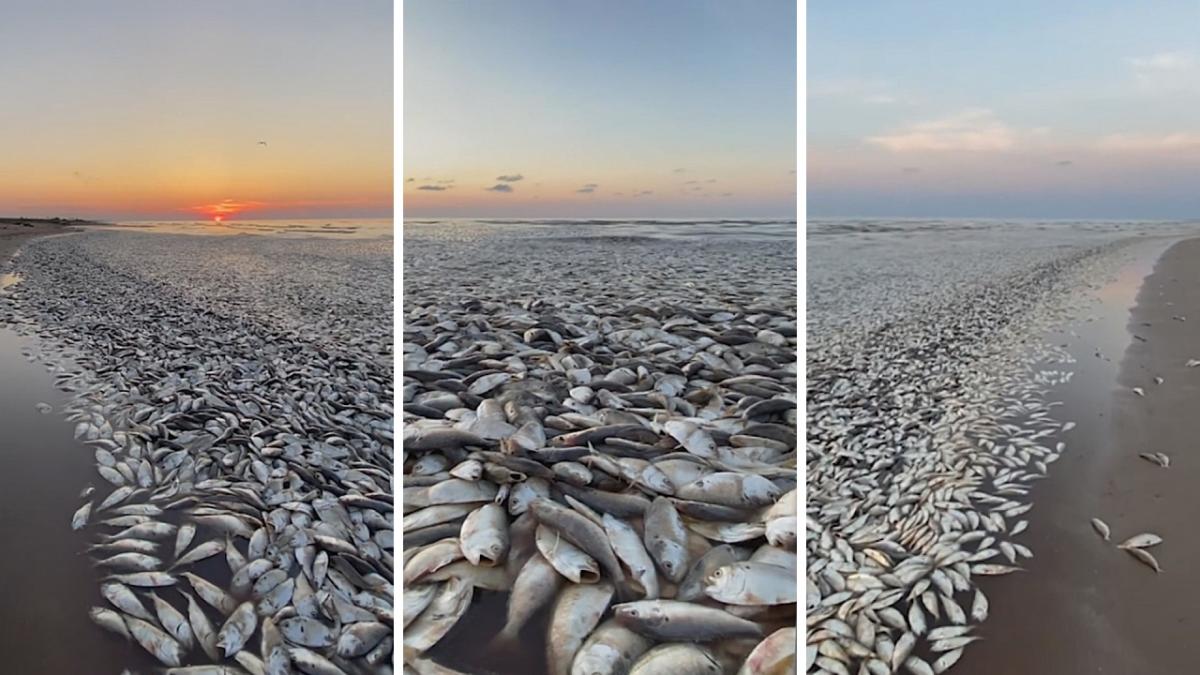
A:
[1128,51,1195,71]
[901,166,921,174]
[496,174,524,182]
[575,183,598,194]
[1055,160,1073,166]
[866,109,1017,152]
[633,190,654,197]
[1096,133,1200,151]
[418,185,449,191]
[673,168,687,174]
[1128,51,1197,90]
[485,184,514,193]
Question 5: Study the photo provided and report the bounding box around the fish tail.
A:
[485,626,520,659]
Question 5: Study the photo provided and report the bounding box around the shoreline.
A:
[0,218,103,262]
[957,235,1200,673]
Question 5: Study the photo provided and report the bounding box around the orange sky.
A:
[0,1,392,221]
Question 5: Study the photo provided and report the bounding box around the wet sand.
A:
[0,220,70,260]
[0,328,159,672]
[959,236,1200,673]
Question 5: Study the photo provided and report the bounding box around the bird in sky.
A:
[257,140,268,147]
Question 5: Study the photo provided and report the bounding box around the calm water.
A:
[403,217,797,241]
[91,217,394,239]
[0,327,160,673]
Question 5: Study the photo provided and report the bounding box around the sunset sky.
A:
[0,1,392,221]
[810,1,1200,218]
[404,0,797,218]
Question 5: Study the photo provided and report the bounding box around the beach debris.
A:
[1154,376,1164,384]
[34,401,51,414]
[1090,518,1111,541]
[1132,387,1145,396]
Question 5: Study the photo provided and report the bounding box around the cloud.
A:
[485,184,514,192]
[418,185,448,191]
[866,109,1017,152]
[496,174,524,182]
[683,180,698,185]
[405,177,414,182]
[720,192,733,197]
[575,183,598,194]
[436,179,455,184]
[632,190,654,197]
[1096,133,1200,151]
[673,168,687,174]
[1055,160,1073,166]
[1128,51,1195,71]
[705,179,716,183]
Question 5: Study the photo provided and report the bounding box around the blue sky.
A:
[404,0,797,218]
[809,1,1200,218]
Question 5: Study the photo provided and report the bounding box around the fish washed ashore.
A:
[0,231,394,673]
[806,219,1198,674]
[402,222,798,675]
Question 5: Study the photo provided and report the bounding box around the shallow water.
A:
[90,217,394,239]
[0,327,159,673]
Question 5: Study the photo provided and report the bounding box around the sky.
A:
[809,1,1200,219]
[404,0,797,219]
[0,1,392,221]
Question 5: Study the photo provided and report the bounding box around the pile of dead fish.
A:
[401,227,798,675]
[807,228,1142,674]
[0,232,394,674]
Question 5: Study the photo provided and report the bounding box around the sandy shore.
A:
[0,218,101,261]
[952,235,1200,673]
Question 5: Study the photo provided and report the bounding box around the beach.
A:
[0,225,394,672]
[402,219,798,674]
[807,220,1200,673]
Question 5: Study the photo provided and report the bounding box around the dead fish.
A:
[704,562,795,606]
[336,621,390,658]
[72,501,93,530]
[287,646,350,675]
[1132,387,1145,397]
[735,626,795,675]
[126,616,185,667]
[184,591,221,661]
[460,503,509,567]
[1090,518,1111,541]
[1117,533,1162,550]
[404,577,473,654]
[547,582,614,675]
[149,592,195,650]
[1139,452,1169,468]
[216,601,258,657]
[613,600,762,641]
[89,606,131,640]
[642,497,689,584]
[1125,547,1162,573]
[571,618,653,675]
[629,644,722,675]
[537,524,600,583]
[490,554,565,653]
